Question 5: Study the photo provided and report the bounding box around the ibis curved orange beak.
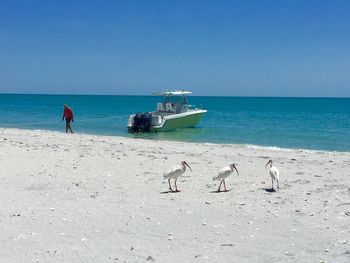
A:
[265,160,272,168]
[184,161,192,172]
[233,164,239,175]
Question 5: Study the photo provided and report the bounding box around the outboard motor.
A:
[129,112,152,133]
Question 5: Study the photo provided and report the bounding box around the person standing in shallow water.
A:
[62,104,74,133]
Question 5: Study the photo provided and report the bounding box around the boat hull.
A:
[150,110,206,132]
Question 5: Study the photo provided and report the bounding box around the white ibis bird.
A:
[213,164,239,192]
[265,159,280,190]
[163,161,192,192]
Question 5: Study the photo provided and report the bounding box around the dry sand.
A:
[0,128,349,263]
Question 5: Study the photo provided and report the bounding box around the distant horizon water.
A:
[0,94,349,152]
[0,92,349,99]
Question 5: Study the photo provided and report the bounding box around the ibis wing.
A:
[164,165,182,178]
[213,166,231,181]
[270,167,280,180]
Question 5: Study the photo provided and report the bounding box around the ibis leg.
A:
[175,178,179,192]
[217,180,223,192]
[223,180,227,192]
[168,178,173,192]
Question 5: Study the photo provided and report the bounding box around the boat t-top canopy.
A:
[152,90,192,96]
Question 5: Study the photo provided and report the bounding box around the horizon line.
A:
[0,92,349,99]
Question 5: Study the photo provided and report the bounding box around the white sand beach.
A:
[0,128,349,263]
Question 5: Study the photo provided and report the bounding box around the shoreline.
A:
[1,127,349,262]
[1,127,349,155]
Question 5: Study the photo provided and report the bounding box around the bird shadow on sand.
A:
[263,188,276,193]
[210,189,232,194]
[160,190,181,194]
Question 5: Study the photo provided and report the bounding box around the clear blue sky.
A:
[0,0,349,96]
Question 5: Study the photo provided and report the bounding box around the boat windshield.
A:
[163,95,187,105]
[155,94,190,113]
[153,91,192,113]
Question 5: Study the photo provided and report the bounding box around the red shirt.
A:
[63,108,74,120]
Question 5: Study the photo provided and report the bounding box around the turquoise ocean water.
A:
[0,94,349,152]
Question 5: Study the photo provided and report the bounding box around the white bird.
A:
[213,163,239,192]
[163,161,192,192]
[265,159,280,190]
